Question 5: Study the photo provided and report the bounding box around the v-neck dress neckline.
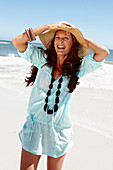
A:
[50,67,62,82]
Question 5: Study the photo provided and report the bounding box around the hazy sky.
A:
[0,0,113,49]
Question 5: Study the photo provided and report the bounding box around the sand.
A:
[0,86,113,170]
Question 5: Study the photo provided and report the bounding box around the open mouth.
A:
[57,45,65,49]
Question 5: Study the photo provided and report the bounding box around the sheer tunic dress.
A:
[17,43,102,158]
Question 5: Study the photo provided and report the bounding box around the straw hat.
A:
[38,26,90,58]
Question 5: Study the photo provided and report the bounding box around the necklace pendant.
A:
[47,109,53,114]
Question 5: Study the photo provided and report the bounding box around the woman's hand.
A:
[47,21,74,29]
[84,38,109,62]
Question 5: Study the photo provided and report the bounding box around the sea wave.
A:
[104,61,113,64]
[0,42,11,44]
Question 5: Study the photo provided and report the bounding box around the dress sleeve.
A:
[77,52,102,78]
[17,43,46,69]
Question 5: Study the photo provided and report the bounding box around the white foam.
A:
[0,42,10,44]
[0,56,31,94]
[79,63,113,91]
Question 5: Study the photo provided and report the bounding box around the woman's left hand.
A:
[48,21,75,29]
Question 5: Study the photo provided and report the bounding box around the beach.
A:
[0,85,113,170]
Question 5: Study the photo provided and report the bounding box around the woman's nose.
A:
[60,38,64,43]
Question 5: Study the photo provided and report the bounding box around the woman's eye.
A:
[55,37,60,39]
[65,37,69,40]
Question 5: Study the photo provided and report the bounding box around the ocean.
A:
[0,40,113,139]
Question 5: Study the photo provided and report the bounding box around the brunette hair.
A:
[25,33,83,93]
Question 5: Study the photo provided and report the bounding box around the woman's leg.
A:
[47,153,66,170]
[20,148,41,170]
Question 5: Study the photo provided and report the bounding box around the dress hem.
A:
[21,145,72,158]
[18,130,73,158]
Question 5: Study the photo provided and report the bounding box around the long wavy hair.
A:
[25,33,83,93]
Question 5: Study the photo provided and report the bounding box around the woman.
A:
[12,21,109,170]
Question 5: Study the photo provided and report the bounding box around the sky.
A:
[0,0,113,49]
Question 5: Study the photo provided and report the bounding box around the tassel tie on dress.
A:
[26,117,35,143]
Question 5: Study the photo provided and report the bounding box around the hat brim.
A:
[38,26,90,58]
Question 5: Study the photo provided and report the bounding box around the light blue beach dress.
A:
[17,43,102,158]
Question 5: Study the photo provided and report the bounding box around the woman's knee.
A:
[20,148,41,170]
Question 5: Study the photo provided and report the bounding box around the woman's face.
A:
[54,30,73,59]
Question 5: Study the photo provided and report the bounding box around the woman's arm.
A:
[12,25,50,52]
[84,38,110,62]
[12,21,73,53]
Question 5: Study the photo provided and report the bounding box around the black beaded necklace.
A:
[43,75,63,114]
